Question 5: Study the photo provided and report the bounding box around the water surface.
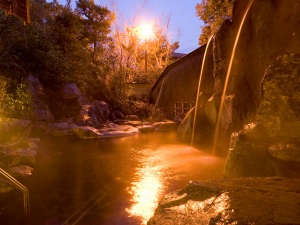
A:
[23,132,225,225]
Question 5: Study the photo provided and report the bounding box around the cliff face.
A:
[190,0,300,156]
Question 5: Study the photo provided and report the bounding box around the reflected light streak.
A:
[126,164,163,225]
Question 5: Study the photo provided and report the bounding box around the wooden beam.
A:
[0,0,30,23]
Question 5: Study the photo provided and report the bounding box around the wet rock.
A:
[153,121,179,132]
[47,122,78,136]
[269,143,300,163]
[258,53,300,139]
[122,120,143,127]
[224,53,300,178]
[73,126,102,139]
[100,125,139,138]
[8,165,33,179]
[0,117,31,144]
[176,108,194,143]
[73,125,139,139]
[205,94,219,125]
[223,123,272,178]
[148,178,300,225]
[0,140,37,167]
[138,125,155,133]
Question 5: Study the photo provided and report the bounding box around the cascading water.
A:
[212,0,255,154]
[191,35,214,147]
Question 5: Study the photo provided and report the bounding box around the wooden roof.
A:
[0,0,30,23]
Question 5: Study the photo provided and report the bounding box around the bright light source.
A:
[138,23,153,40]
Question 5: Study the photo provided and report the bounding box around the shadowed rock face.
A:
[148,178,300,225]
[178,0,300,154]
[224,53,300,178]
[211,0,300,152]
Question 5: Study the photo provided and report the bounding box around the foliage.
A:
[0,76,32,115]
[196,0,233,45]
[108,72,129,100]
[120,99,155,120]
[0,0,180,110]
[112,16,179,85]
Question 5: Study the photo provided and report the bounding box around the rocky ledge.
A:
[148,177,300,225]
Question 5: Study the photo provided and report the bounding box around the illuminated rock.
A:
[148,178,300,225]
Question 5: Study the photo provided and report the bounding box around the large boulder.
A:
[73,101,111,128]
[224,53,300,178]
[258,53,300,139]
[223,123,273,178]
[0,117,31,144]
[48,83,82,121]
[25,75,53,122]
[148,178,300,225]
[61,83,81,100]
[0,138,39,195]
[192,0,300,152]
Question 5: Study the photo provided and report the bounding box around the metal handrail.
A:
[0,168,30,216]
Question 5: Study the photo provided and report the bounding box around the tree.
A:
[196,0,233,45]
[112,16,179,85]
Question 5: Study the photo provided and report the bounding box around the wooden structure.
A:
[149,45,215,119]
[0,0,30,23]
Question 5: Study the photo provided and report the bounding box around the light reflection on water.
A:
[126,164,163,224]
[126,143,224,224]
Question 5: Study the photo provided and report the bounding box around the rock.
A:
[100,125,139,138]
[269,143,300,163]
[0,178,14,195]
[224,123,300,178]
[25,75,53,122]
[204,94,219,125]
[73,126,102,139]
[61,83,81,100]
[47,122,78,136]
[90,101,111,124]
[124,115,140,121]
[8,165,33,179]
[138,125,155,133]
[173,113,185,123]
[258,53,300,139]
[0,139,38,168]
[109,109,125,121]
[123,121,142,127]
[74,101,111,128]
[48,83,82,120]
[0,118,31,144]
[73,125,139,139]
[154,121,179,132]
[148,177,300,225]
[176,108,194,143]
[31,121,48,137]
[224,53,300,178]
[223,123,272,178]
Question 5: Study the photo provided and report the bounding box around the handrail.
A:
[0,168,30,216]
